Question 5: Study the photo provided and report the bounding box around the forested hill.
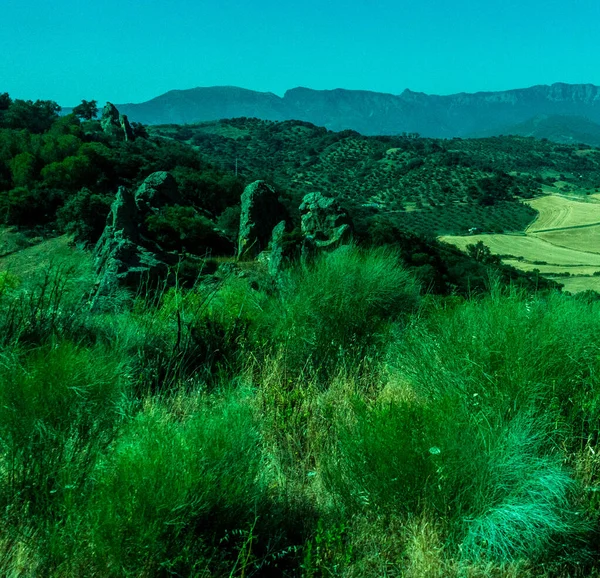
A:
[110,83,600,139]
[152,117,600,237]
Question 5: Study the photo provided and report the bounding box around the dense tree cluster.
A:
[0,94,244,245]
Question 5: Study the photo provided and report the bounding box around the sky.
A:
[1,0,600,106]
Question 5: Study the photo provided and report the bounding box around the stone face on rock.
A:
[299,192,352,250]
[237,180,288,258]
[134,171,181,213]
[101,102,135,141]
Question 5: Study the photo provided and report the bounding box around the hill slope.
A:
[471,114,600,146]
[151,118,600,237]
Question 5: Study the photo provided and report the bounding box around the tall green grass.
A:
[3,249,600,575]
[263,245,420,378]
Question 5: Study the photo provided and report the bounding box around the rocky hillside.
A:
[113,83,600,139]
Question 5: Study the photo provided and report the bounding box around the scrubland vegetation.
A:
[3,94,600,576]
[0,246,600,576]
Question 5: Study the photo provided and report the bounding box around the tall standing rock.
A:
[91,173,184,307]
[92,186,161,303]
[101,102,135,141]
[237,180,288,258]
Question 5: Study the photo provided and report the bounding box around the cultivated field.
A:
[526,194,600,232]
[442,193,600,293]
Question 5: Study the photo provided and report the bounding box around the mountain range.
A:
[106,83,600,142]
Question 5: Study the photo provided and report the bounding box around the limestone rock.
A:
[120,113,134,141]
[267,220,287,278]
[92,186,177,307]
[237,181,288,258]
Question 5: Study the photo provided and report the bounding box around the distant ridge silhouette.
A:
[95,83,600,140]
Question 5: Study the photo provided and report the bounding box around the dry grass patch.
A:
[0,235,92,280]
[535,225,600,254]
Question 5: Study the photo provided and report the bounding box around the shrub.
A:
[83,390,284,575]
[0,342,128,525]
[145,205,233,255]
[265,245,420,377]
[56,187,112,246]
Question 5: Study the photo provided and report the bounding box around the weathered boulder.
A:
[135,171,181,214]
[299,192,352,250]
[100,102,135,141]
[237,181,288,258]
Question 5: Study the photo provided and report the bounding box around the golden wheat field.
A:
[526,194,600,232]
[442,193,600,293]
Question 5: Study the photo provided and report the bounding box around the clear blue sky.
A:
[2,0,599,106]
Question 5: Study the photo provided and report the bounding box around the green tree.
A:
[9,151,38,187]
[56,187,112,245]
[3,99,61,133]
[41,154,96,190]
[72,99,98,121]
[0,93,11,111]
[466,240,501,265]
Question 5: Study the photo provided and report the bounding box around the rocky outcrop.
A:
[101,102,135,141]
[134,171,181,213]
[267,220,287,278]
[299,192,352,250]
[256,220,288,279]
[92,185,176,308]
[237,180,288,258]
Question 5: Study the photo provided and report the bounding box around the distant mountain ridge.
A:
[110,83,600,140]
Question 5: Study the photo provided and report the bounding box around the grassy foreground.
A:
[1,247,600,576]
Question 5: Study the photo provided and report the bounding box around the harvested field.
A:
[554,275,600,293]
[535,225,600,254]
[502,260,600,276]
[440,234,600,266]
[441,194,600,293]
[526,194,600,232]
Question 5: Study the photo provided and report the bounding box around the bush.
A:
[56,187,112,246]
[0,342,128,526]
[83,391,282,575]
[265,245,420,377]
[145,205,233,255]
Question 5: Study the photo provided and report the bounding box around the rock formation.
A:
[237,180,288,258]
[92,185,176,308]
[134,171,181,213]
[267,220,287,278]
[299,192,352,252]
[100,102,135,141]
